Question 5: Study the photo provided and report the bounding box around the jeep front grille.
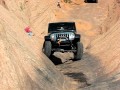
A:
[56,33,69,38]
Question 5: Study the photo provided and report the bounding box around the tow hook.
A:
[57,39,61,46]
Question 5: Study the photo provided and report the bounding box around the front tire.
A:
[73,42,83,61]
[44,41,52,57]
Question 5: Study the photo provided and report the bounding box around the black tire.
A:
[44,41,52,57]
[51,51,54,55]
[73,42,83,61]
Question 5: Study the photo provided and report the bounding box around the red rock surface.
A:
[0,0,120,90]
[0,0,72,90]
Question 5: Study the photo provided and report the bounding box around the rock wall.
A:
[90,0,120,76]
[0,0,71,90]
[83,0,120,89]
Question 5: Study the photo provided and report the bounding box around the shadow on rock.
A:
[64,72,91,87]
[49,55,63,65]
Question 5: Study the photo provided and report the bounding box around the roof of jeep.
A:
[48,22,76,33]
[49,22,75,24]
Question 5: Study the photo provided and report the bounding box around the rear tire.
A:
[44,41,52,57]
[73,42,83,61]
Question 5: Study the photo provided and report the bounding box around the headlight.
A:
[69,33,75,40]
[50,34,55,40]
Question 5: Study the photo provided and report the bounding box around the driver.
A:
[60,27,64,30]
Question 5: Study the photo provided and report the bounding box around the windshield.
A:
[48,22,76,33]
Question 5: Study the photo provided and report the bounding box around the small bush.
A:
[64,0,72,3]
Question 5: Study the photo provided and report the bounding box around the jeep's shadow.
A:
[49,55,63,65]
[65,72,86,82]
[64,72,91,88]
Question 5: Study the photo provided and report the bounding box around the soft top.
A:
[48,22,76,33]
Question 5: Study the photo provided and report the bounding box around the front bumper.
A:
[52,39,72,46]
[51,39,76,52]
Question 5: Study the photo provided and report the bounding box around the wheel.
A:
[44,41,52,57]
[51,51,54,55]
[73,42,83,61]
